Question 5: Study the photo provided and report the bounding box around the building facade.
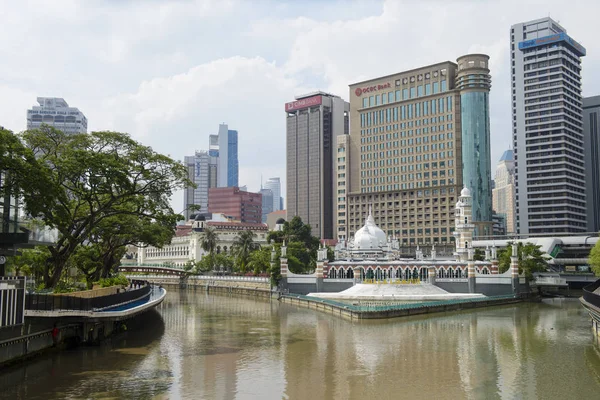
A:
[286,92,349,239]
[584,95,600,232]
[217,124,239,187]
[265,177,282,212]
[26,97,87,134]
[492,150,516,235]
[511,17,587,235]
[125,218,269,268]
[260,188,274,223]
[208,186,262,224]
[335,134,350,241]
[347,55,492,250]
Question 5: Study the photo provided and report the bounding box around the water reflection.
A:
[2,292,600,399]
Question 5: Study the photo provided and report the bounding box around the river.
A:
[2,290,600,399]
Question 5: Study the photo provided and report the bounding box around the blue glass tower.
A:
[456,54,492,236]
[227,129,238,187]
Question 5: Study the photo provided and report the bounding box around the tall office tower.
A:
[260,188,274,223]
[26,97,87,134]
[265,177,282,212]
[511,17,587,235]
[348,55,493,250]
[286,92,349,239]
[217,124,239,187]
[492,150,517,235]
[335,134,350,241]
[583,96,600,232]
[183,151,213,220]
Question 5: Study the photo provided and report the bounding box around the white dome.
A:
[455,200,463,209]
[460,187,471,197]
[353,209,387,250]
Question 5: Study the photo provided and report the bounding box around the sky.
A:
[2,0,600,212]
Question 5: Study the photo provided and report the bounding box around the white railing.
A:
[534,276,567,286]
[435,278,468,283]
[124,274,269,283]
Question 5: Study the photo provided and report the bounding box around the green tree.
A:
[474,248,485,261]
[588,236,600,276]
[232,230,259,273]
[267,216,320,273]
[497,242,549,278]
[20,127,191,288]
[214,253,234,274]
[4,247,50,278]
[247,246,272,275]
[199,226,218,270]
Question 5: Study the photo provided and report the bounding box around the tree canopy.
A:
[18,126,192,287]
[497,242,549,279]
[588,236,600,276]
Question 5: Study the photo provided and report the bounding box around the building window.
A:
[417,85,423,97]
[402,89,408,100]
[433,82,439,94]
[425,84,431,95]
[410,87,416,99]
[441,80,447,92]
[369,96,374,107]
[363,98,368,108]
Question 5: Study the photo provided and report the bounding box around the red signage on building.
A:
[354,82,391,97]
[285,95,323,112]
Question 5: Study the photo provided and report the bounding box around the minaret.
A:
[454,187,475,262]
[511,242,519,294]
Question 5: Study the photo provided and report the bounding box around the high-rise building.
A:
[347,55,493,249]
[492,150,516,235]
[217,124,239,187]
[511,17,587,235]
[286,92,349,239]
[583,95,600,232]
[335,134,350,241]
[183,150,216,220]
[260,188,274,223]
[208,187,262,224]
[265,177,282,212]
[26,97,87,134]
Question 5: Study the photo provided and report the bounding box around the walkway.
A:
[308,283,485,301]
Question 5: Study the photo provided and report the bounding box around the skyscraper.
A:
[183,150,216,220]
[347,55,493,249]
[260,188,274,223]
[511,17,587,235]
[208,187,262,224]
[583,95,600,232]
[492,150,516,235]
[265,177,282,212]
[286,92,349,239]
[26,97,87,134]
[217,124,239,188]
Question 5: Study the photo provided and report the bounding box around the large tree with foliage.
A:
[19,126,191,288]
[247,246,272,275]
[199,226,218,270]
[232,230,259,273]
[267,216,320,273]
[588,237,600,276]
[497,242,549,279]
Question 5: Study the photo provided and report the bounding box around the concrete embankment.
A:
[280,294,526,320]
[135,276,273,299]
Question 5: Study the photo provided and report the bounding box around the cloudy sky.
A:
[2,0,599,211]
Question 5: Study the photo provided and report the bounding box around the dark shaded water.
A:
[2,291,600,399]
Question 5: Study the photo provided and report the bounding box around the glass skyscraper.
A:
[217,124,239,188]
[456,54,493,235]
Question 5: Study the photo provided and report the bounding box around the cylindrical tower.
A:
[456,54,492,237]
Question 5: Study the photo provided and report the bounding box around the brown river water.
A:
[1,289,600,399]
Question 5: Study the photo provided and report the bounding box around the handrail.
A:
[582,278,600,309]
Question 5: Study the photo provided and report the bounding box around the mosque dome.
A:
[276,218,286,224]
[194,214,206,221]
[353,208,387,250]
[460,187,471,197]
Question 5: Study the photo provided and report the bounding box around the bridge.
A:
[119,263,188,276]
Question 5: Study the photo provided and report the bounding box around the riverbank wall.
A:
[280,293,527,320]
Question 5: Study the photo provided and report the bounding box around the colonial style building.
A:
[123,215,268,267]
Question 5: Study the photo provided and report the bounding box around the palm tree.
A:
[199,226,218,271]
[232,230,259,273]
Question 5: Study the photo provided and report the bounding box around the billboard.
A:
[285,95,322,112]
[518,32,586,56]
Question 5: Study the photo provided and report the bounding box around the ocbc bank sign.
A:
[354,82,391,96]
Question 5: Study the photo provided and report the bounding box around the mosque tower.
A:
[454,187,475,262]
